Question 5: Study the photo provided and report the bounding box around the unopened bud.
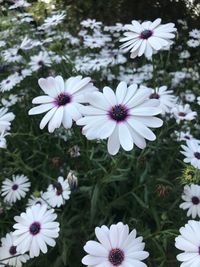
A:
[67,171,78,191]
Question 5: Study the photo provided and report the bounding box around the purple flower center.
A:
[109,105,128,122]
[140,30,153,39]
[56,93,71,106]
[9,246,17,255]
[192,196,199,205]
[12,184,18,191]
[194,152,200,160]
[29,222,41,235]
[35,201,42,205]
[178,112,186,117]
[199,246,200,255]
[54,182,63,196]
[108,248,124,266]
[149,93,160,99]
[6,80,10,84]
[38,60,44,66]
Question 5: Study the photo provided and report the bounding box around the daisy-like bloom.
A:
[175,220,200,266]
[189,29,200,39]
[82,222,149,267]
[40,12,66,29]
[28,75,97,133]
[120,18,176,59]
[20,36,41,50]
[13,204,60,258]
[2,48,22,63]
[27,194,46,207]
[148,86,177,114]
[81,19,102,30]
[0,232,29,267]
[1,175,31,204]
[181,139,200,170]
[0,131,10,149]
[0,108,15,132]
[76,82,163,155]
[42,176,71,208]
[29,51,51,71]
[9,0,30,9]
[180,184,200,218]
[0,74,21,92]
[171,104,197,124]
[187,39,200,48]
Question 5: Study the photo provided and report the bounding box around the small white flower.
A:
[82,222,149,267]
[42,176,71,208]
[148,86,177,114]
[181,139,200,170]
[20,36,41,50]
[120,18,176,58]
[28,75,97,133]
[171,104,197,123]
[27,194,46,207]
[1,175,31,204]
[0,74,21,92]
[81,19,102,30]
[174,130,193,142]
[180,184,200,218]
[13,204,60,258]
[40,12,66,29]
[0,108,15,133]
[175,220,200,266]
[187,39,200,48]
[29,51,51,71]
[77,82,163,155]
[9,0,30,9]
[0,232,29,267]
[189,29,200,39]
[2,48,22,63]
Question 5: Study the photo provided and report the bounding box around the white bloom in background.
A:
[0,108,15,132]
[0,41,6,48]
[42,176,71,208]
[180,184,200,218]
[174,130,193,142]
[2,48,22,63]
[9,0,30,9]
[1,175,31,204]
[82,222,149,267]
[181,90,196,103]
[20,36,41,50]
[27,194,46,207]
[181,139,200,169]
[81,19,102,30]
[13,204,60,258]
[29,75,97,132]
[120,18,176,58]
[0,74,21,92]
[0,131,10,149]
[0,232,29,267]
[77,82,163,155]
[29,51,51,71]
[1,94,18,108]
[189,29,200,39]
[197,96,200,105]
[175,220,200,266]
[40,12,66,29]
[148,86,177,114]
[187,39,200,48]
[179,50,190,59]
[171,104,197,123]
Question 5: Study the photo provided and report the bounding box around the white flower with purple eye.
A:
[175,220,200,266]
[180,184,200,218]
[28,75,97,133]
[82,222,149,267]
[1,175,31,204]
[171,104,197,124]
[0,108,15,132]
[29,51,51,71]
[13,204,60,258]
[181,139,200,170]
[77,82,163,155]
[0,232,29,267]
[120,18,176,59]
[42,176,71,208]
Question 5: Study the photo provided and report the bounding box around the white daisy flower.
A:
[20,36,41,50]
[2,48,22,63]
[0,74,21,92]
[187,39,200,48]
[0,232,29,267]
[181,140,200,170]
[9,0,31,9]
[148,86,177,114]
[28,75,97,133]
[171,104,197,123]
[175,220,200,266]
[0,131,10,149]
[120,18,176,58]
[81,19,102,30]
[189,29,200,39]
[27,194,46,207]
[180,184,200,218]
[42,176,71,208]
[0,108,15,133]
[13,204,60,258]
[40,12,66,29]
[29,51,51,71]
[1,174,31,204]
[82,222,149,267]
[174,130,193,142]
[77,82,163,155]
